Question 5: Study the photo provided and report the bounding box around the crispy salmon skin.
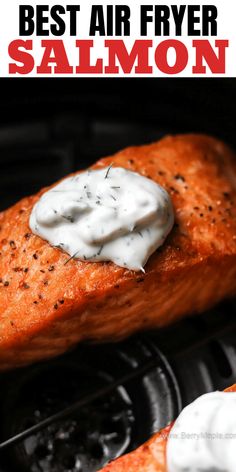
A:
[1,134,236,370]
[100,384,236,472]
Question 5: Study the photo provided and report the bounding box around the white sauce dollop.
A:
[30,166,174,271]
[167,391,236,472]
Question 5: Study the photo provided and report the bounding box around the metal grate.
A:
[0,300,236,471]
[0,79,236,471]
[0,339,180,472]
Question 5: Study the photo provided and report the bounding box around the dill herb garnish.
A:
[54,243,64,249]
[64,250,80,265]
[104,163,113,179]
[61,215,74,223]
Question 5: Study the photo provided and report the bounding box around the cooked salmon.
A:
[1,134,236,370]
[100,384,236,472]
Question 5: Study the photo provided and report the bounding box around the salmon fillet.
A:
[1,134,236,370]
[100,384,236,472]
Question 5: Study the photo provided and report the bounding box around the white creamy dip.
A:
[30,166,174,271]
[167,391,236,472]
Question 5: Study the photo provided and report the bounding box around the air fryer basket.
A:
[0,78,235,471]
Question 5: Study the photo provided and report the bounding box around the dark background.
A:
[0,79,236,472]
[0,78,235,210]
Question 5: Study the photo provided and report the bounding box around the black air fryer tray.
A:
[0,79,235,471]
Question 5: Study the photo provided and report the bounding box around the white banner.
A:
[0,0,235,77]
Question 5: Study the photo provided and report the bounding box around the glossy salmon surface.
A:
[100,384,236,471]
[1,134,236,370]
